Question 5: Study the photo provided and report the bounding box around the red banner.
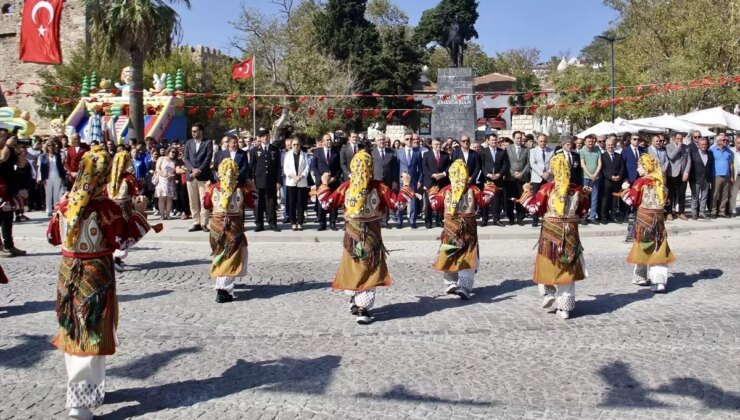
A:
[19,0,64,64]
[232,56,254,80]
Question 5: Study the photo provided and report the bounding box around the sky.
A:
[172,0,620,61]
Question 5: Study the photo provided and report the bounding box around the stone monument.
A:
[431,67,476,141]
[431,18,476,141]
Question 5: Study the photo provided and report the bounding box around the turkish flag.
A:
[232,56,254,80]
[19,0,64,64]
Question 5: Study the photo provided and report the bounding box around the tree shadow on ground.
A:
[356,384,494,407]
[373,279,531,322]
[129,259,210,270]
[576,269,723,318]
[0,290,173,319]
[234,281,331,300]
[598,361,740,410]
[109,347,201,380]
[0,334,54,369]
[102,355,341,418]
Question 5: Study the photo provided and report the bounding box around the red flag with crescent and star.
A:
[232,56,254,80]
[19,0,64,64]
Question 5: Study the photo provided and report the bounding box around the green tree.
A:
[508,72,541,114]
[365,0,408,28]
[82,0,191,143]
[491,47,541,76]
[415,0,479,61]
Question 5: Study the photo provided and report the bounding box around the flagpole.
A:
[252,55,256,138]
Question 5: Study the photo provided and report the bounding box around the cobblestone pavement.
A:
[1,228,739,419]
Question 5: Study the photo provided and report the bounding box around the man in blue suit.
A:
[621,133,646,184]
[396,133,422,228]
[214,135,249,183]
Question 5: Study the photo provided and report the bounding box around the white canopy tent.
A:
[678,107,740,130]
[576,121,619,137]
[613,117,661,134]
[626,114,715,137]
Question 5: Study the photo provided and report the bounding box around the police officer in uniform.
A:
[249,128,282,232]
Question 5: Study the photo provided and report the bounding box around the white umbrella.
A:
[627,114,715,137]
[613,117,661,134]
[576,121,618,137]
[678,107,740,130]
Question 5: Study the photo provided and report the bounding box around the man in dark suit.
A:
[214,135,249,183]
[63,133,90,189]
[422,137,451,229]
[621,133,645,184]
[311,133,341,230]
[371,135,398,228]
[451,134,481,185]
[249,128,282,232]
[481,134,509,226]
[396,133,422,228]
[504,131,530,225]
[688,137,714,219]
[600,137,625,223]
[340,131,359,182]
[558,137,582,184]
[184,123,214,232]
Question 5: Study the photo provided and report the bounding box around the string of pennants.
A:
[1,74,739,121]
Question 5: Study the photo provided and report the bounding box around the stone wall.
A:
[498,115,535,138]
[0,0,89,130]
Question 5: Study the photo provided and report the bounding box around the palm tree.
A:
[83,0,191,144]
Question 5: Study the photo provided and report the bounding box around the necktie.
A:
[353,144,356,154]
[633,147,638,160]
[542,148,546,163]
[435,152,440,167]
[380,149,384,159]
[610,153,614,162]
[407,149,411,162]
[516,145,520,156]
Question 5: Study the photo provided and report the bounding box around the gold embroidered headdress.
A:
[65,145,111,248]
[550,153,570,216]
[638,153,666,206]
[345,150,373,217]
[448,159,469,215]
[107,151,132,198]
[217,158,239,210]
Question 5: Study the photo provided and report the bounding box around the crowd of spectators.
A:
[0,122,736,245]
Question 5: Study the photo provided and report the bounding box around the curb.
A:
[14,218,739,244]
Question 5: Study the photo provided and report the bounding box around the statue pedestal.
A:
[431,67,476,141]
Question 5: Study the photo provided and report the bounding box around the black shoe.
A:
[508,220,516,226]
[356,309,374,325]
[581,219,589,226]
[188,224,202,232]
[203,227,210,233]
[481,219,488,227]
[425,223,432,229]
[254,225,265,232]
[532,222,539,228]
[215,289,233,303]
[410,223,418,229]
[318,226,326,231]
[517,220,524,226]
[270,225,281,232]
[492,221,504,227]
[282,218,290,223]
[397,223,403,229]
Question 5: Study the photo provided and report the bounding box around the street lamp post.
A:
[597,35,625,122]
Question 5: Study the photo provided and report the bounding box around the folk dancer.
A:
[107,151,162,271]
[516,153,591,319]
[46,146,154,420]
[203,158,258,303]
[317,150,413,324]
[0,175,21,284]
[428,159,497,300]
[621,154,676,293]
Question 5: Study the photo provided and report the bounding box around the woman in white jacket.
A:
[283,138,311,231]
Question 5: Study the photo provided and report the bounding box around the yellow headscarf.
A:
[217,158,239,210]
[638,153,666,206]
[65,145,111,248]
[107,151,132,198]
[448,159,469,216]
[345,150,373,217]
[550,153,571,216]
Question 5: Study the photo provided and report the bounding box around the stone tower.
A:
[0,0,89,129]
